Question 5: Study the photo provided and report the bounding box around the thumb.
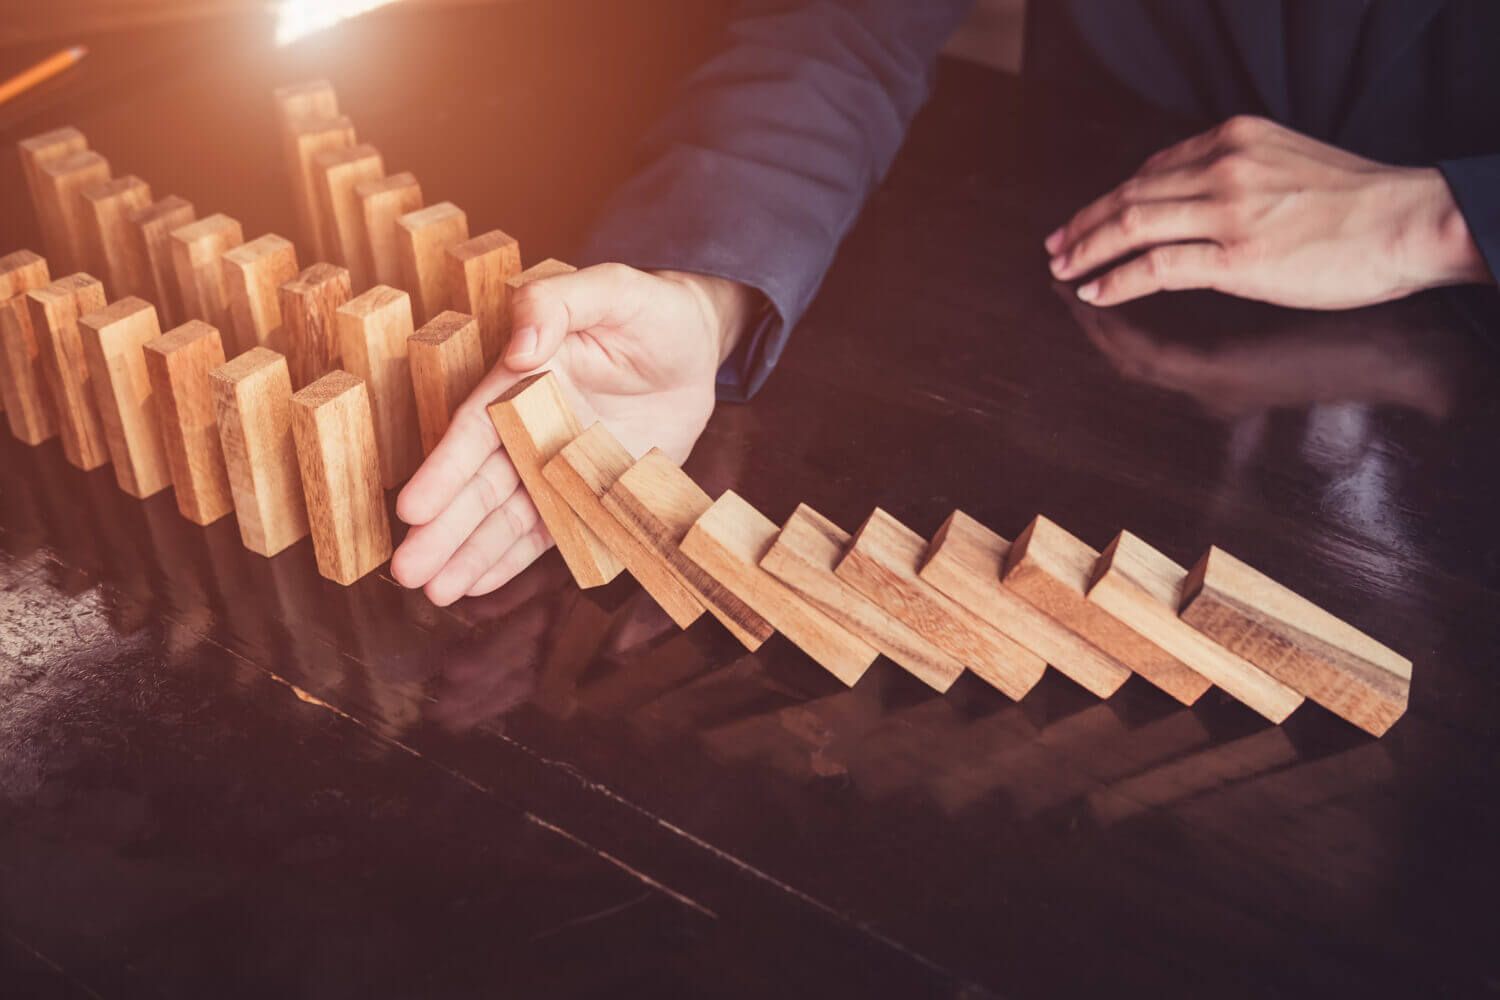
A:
[505,262,641,371]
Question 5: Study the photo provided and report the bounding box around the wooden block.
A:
[314,142,384,289]
[1086,531,1304,724]
[487,371,624,589]
[1180,546,1411,736]
[602,448,773,648]
[284,114,355,260]
[761,504,965,693]
[211,347,311,557]
[1003,516,1214,705]
[835,508,1046,700]
[27,273,110,469]
[279,262,353,389]
[683,491,879,685]
[35,150,111,276]
[920,510,1133,699]
[337,285,420,488]
[78,297,172,498]
[222,234,299,355]
[79,175,153,299]
[128,196,195,329]
[356,172,422,289]
[396,202,468,324]
[0,250,56,444]
[290,370,392,585]
[274,82,340,253]
[19,127,89,267]
[542,421,706,629]
[446,229,522,366]
[142,321,235,525]
[410,310,485,454]
[169,213,243,332]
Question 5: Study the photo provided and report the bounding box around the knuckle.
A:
[1117,203,1147,237]
[1218,114,1265,145]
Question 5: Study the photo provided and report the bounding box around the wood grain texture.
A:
[921,510,1132,699]
[487,371,624,589]
[19,128,89,269]
[273,80,340,257]
[279,262,353,390]
[761,504,966,693]
[143,320,234,525]
[128,196,195,330]
[36,150,111,277]
[27,273,110,469]
[835,508,1045,700]
[1087,531,1304,724]
[211,347,310,557]
[409,310,485,455]
[355,172,422,289]
[336,285,419,488]
[0,250,56,444]
[284,113,355,261]
[1003,515,1214,705]
[396,202,469,325]
[290,370,391,585]
[603,448,773,649]
[315,143,384,290]
[169,213,243,333]
[446,229,522,366]
[1181,546,1410,735]
[78,297,172,498]
[683,491,878,686]
[543,421,705,629]
[79,175,153,300]
[222,234,299,356]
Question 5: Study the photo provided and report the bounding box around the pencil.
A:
[0,46,89,109]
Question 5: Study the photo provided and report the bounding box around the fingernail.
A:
[1045,228,1064,253]
[508,325,538,364]
[1077,282,1099,303]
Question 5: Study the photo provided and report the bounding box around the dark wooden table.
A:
[3,4,1499,997]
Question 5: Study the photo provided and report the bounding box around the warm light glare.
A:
[275,0,404,45]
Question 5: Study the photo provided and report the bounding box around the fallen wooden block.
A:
[921,510,1132,699]
[336,285,420,488]
[284,114,356,260]
[273,80,340,255]
[315,142,384,289]
[0,250,56,444]
[683,491,878,685]
[488,371,624,589]
[212,347,310,557]
[410,310,485,455]
[447,229,522,366]
[355,172,422,289]
[19,127,89,268]
[79,175,153,299]
[280,262,353,389]
[128,196,196,330]
[1003,515,1213,705]
[35,150,111,277]
[78,297,172,498]
[27,273,110,469]
[290,370,391,585]
[761,504,966,693]
[222,234,299,355]
[835,508,1045,700]
[397,202,469,325]
[143,321,235,525]
[169,213,243,332]
[1087,531,1304,724]
[1180,546,1410,736]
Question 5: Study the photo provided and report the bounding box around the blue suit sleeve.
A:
[1440,155,1500,284]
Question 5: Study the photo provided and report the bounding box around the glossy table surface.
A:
[3,5,1499,998]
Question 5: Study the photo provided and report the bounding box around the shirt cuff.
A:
[1439,155,1500,284]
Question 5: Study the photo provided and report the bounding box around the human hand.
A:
[1047,115,1492,309]
[390,264,755,606]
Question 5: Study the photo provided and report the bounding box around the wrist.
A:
[1396,168,1492,290]
[656,270,756,365]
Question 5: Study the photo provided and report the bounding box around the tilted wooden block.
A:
[835,508,1046,701]
[222,234,299,356]
[488,371,624,589]
[27,273,110,469]
[128,196,196,330]
[170,213,243,332]
[284,113,355,260]
[35,150,111,277]
[274,81,340,249]
[1180,546,1410,736]
[315,143,384,289]
[543,421,706,629]
[79,175,153,300]
[1003,515,1213,705]
[290,370,392,585]
[396,202,469,324]
[920,510,1132,699]
[78,297,172,498]
[0,250,56,444]
[1087,531,1304,724]
[683,491,879,685]
[143,321,235,525]
[355,172,422,289]
[19,127,89,268]
[280,262,353,389]
[212,347,311,557]
[410,310,485,455]
[337,285,420,488]
[603,449,773,648]
[761,504,965,693]
[447,229,522,366]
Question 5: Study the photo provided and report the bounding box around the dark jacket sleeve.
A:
[1440,155,1500,284]
[578,0,975,401]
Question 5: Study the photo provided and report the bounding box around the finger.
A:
[423,489,543,606]
[1053,200,1222,280]
[395,402,502,527]
[1077,243,1230,307]
[391,450,522,588]
[465,526,555,598]
[1046,164,1215,257]
[505,262,645,371]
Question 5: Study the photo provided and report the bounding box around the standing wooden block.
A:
[0,250,56,444]
[542,421,706,629]
[211,348,310,557]
[356,172,423,289]
[274,80,340,250]
[78,297,172,498]
[129,196,196,329]
[315,143,384,289]
[410,310,485,454]
[35,150,111,276]
[79,175,153,299]
[683,492,879,685]
[487,371,624,589]
[920,511,1133,699]
[396,202,469,324]
[337,285,420,488]
[143,321,235,525]
[1003,515,1214,705]
[1180,547,1410,736]
[27,273,110,469]
[222,234,299,355]
[290,370,392,585]
[602,448,774,649]
[170,214,243,331]
[19,128,89,267]
[285,114,356,260]
[1087,532,1304,724]
[280,263,353,389]
[761,504,965,693]
[447,229,522,366]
